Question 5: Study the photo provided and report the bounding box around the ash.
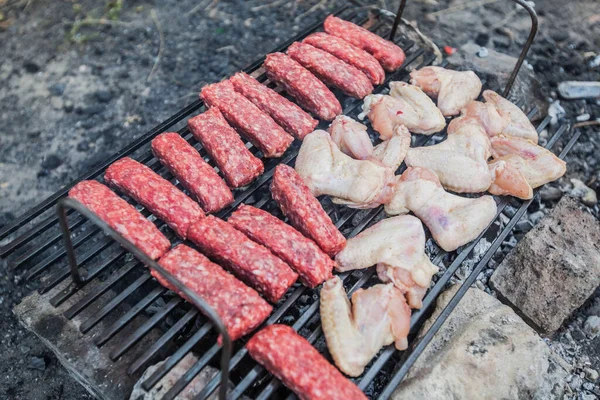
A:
[1,0,599,398]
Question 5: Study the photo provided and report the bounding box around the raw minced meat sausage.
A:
[154,244,272,341]
[270,165,346,257]
[188,107,264,188]
[228,204,334,288]
[186,215,298,303]
[200,80,293,158]
[104,157,204,239]
[69,180,170,260]
[263,52,341,121]
[303,32,385,85]
[151,132,233,213]
[246,325,367,400]
[287,42,373,99]
[324,15,405,72]
[230,72,318,140]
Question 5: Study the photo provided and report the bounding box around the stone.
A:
[570,179,598,207]
[447,42,547,117]
[50,97,63,110]
[558,81,600,100]
[569,374,583,391]
[490,196,600,334]
[48,82,66,96]
[23,61,40,73]
[585,368,599,381]
[85,104,104,115]
[475,32,490,46]
[63,100,74,113]
[95,89,112,103]
[392,285,569,400]
[41,154,62,170]
[584,316,600,339]
[28,356,46,371]
[541,186,563,202]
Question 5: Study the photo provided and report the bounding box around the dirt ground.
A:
[0,0,599,399]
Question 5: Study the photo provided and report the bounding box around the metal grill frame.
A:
[0,3,579,400]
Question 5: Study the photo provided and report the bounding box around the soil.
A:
[0,0,598,399]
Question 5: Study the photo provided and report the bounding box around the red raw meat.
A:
[303,32,385,85]
[69,180,170,260]
[228,204,334,288]
[287,42,373,99]
[247,325,367,400]
[270,165,346,257]
[154,244,272,341]
[263,52,342,121]
[230,72,318,140]
[188,107,264,188]
[324,15,405,72]
[187,215,298,303]
[200,80,293,158]
[151,132,233,213]
[104,157,204,239]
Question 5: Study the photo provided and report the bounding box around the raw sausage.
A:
[270,165,346,257]
[228,204,333,288]
[187,215,298,303]
[263,52,341,121]
[303,32,385,85]
[324,15,405,72]
[200,80,293,158]
[230,72,318,140]
[246,325,367,400]
[287,42,373,99]
[188,107,264,188]
[154,244,272,341]
[69,180,170,260]
[105,157,204,239]
[151,132,233,213]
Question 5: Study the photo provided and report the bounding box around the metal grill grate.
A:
[0,5,579,400]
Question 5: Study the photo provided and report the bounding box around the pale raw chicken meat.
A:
[328,115,374,160]
[385,167,497,252]
[488,156,534,200]
[409,66,482,116]
[335,215,438,308]
[448,90,539,143]
[295,130,396,208]
[320,275,411,377]
[360,82,445,137]
[328,116,410,170]
[404,120,492,193]
[490,135,566,191]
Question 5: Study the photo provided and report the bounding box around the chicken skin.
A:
[409,66,482,116]
[328,115,410,170]
[360,82,446,138]
[404,120,492,193]
[295,130,395,208]
[320,276,411,377]
[335,215,438,309]
[448,90,538,143]
[488,135,566,198]
[385,167,497,252]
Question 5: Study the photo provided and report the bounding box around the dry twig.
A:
[147,9,164,82]
[251,0,287,12]
[295,0,327,22]
[427,0,502,18]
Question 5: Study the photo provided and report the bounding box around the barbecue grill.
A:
[0,1,581,399]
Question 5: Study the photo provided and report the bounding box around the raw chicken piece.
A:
[335,215,438,308]
[490,135,566,189]
[404,120,492,193]
[328,116,410,170]
[320,276,411,377]
[448,91,539,143]
[329,115,374,160]
[409,66,482,116]
[360,82,445,137]
[295,130,395,208]
[488,156,534,200]
[385,167,497,252]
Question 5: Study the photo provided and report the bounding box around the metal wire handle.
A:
[390,0,538,97]
[57,197,231,400]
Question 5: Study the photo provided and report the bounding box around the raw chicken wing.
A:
[320,276,411,377]
[410,66,482,116]
[488,156,534,200]
[360,82,445,137]
[385,167,497,251]
[335,215,438,308]
[405,120,492,193]
[295,130,395,208]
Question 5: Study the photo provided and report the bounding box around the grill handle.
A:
[390,0,538,98]
[56,197,231,400]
